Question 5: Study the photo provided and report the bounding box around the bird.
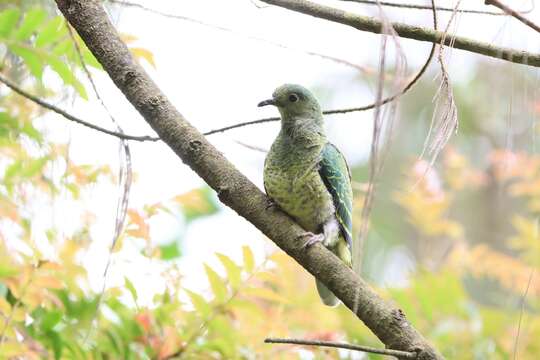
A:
[259,84,353,306]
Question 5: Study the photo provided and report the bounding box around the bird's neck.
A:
[281,116,325,144]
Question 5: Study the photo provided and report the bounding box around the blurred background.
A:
[0,0,539,358]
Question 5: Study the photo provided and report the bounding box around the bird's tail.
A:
[316,279,340,307]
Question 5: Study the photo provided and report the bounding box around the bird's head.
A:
[258,84,322,120]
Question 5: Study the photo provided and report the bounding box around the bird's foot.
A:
[265,197,278,210]
[299,232,325,248]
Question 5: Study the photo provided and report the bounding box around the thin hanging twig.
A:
[513,268,535,360]
[353,0,437,278]
[420,0,460,166]
[67,24,134,346]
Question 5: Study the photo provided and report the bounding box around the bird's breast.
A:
[264,156,334,232]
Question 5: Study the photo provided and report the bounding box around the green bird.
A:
[259,84,353,307]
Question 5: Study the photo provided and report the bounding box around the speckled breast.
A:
[264,148,335,233]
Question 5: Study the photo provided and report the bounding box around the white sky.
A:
[31,0,540,305]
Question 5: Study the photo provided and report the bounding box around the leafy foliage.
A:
[0,7,98,98]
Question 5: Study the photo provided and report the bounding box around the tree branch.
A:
[0,73,160,142]
[484,0,540,34]
[55,0,443,358]
[203,28,437,137]
[260,0,540,68]
[342,0,529,16]
[264,338,418,358]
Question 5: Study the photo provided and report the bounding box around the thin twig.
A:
[202,116,278,136]
[0,73,160,142]
[513,250,536,360]
[420,0,459,167]
[0,69,386,139]
[484,0,540,33]
[203,0,438,138]
[108,0,369,73]
[342,0,531,16]
[264,338,417,358]
[66,24,132,253]
[234,140,268,153]
[67,23,133,346]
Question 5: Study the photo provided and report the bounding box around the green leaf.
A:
[204,264,227,302]
[242,246,254,273]
[41,310,62,332]
[65,183,80,199]
[62,338,86,360]
[124,277,137,302]
[206,316,235,356]
[185,289,210,317]
[48,56,87,99]
[216,253,241,289]
[15,8,47,41]
[104,329,121,356]
[46,330,63,360]
[35,16,66,47]
[0,263,18,279]
[0,112,18,138]
[0,8,20,38]
[57,34,102,70]
[21,122,43,142]
[82,48,102,69]
[159,241,181,260]
[21,156,49,178]
[4,160,22,182]
[52,39,73,57]
[9,45,44,79]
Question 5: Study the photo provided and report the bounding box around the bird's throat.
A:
[281,117,324,143]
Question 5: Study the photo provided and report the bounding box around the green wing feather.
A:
[318,143,353,250]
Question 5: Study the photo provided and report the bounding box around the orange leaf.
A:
[130,47,156,68]
[135,311,152,332]
[158,327,180,359]
[127,209,150,241]
[33,275,63,289]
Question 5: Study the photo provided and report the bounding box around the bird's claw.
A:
[299,232,325,248]
[265,197,277,210]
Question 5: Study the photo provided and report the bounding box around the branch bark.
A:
[260,0,540,68]
[54,1,443,358]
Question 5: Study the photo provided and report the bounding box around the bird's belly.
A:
[264,168,334,232]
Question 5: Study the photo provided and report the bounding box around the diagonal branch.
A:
[260,0,540,68]
[55,0,443,358]
[484,0,540,34]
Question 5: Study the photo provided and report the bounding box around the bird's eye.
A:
[288,93,299,103]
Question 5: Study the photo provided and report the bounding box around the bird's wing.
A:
[318,142,353,250]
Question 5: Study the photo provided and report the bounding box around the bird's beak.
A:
[258,98,276,107]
